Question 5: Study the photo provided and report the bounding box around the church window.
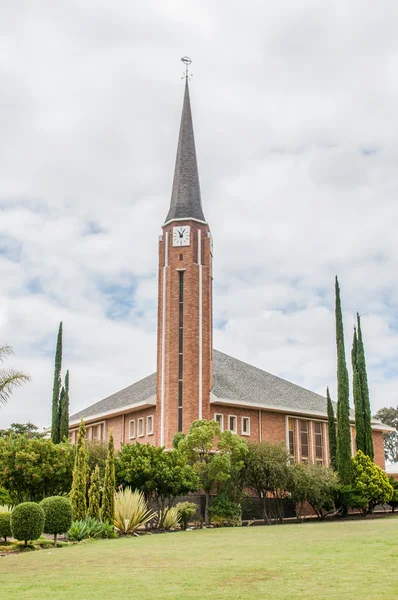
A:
[300,421,309,462]
[314,422,323,463]
[214,414,224,431]
[288,418,295,457]
[138,418,144,437]
[228,415,237,434]
[129,420,136,440]
[147,415,154,435]
[178,271,184,432]
[241,417,250,436]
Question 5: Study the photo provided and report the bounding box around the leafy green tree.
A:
[86,440,108,482]
[88,464,101,520]
[245,441,290,524]
[59,370,70,442]
[326,387,337,470]
[101,431,115,524]
[356,314,374,459]
[374,406,398,463]
[176,420,248,526]
[387,476,398,512]
[0,422,44,439]
[116,442,199,527]
[0,436,74,503]
[351,450,393,514]
[0,345,30,409]
[51,322,63,444]
[335,277,353,484]
[288,462,338,520]
[70,420,87,520]
[40,496,73,547]
[0,512,11,542]
[11,502,45,546]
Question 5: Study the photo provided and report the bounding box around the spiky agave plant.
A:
[113,488,155,535]
[161,507,180,531]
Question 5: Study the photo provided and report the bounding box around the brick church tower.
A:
[155,80,213,447]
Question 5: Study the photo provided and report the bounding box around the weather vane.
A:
[181,56,193,81]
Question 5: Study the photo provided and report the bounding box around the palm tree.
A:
[0,345,30,408]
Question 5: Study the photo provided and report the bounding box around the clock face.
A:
[172,226,190,247]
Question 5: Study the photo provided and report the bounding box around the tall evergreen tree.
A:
[357,314,374,460]
[101,431,115,524]
[335,277,353,484]
[352,327,365,453]
[70,420,87,520]
[51,322,62,444]
[326,387,337,470]
[59,371,69,441]
[88,464,101,520]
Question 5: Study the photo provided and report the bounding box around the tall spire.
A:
[164,80,206,224]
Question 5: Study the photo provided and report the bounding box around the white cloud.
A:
[1,0,398,428]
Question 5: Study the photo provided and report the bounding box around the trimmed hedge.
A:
[40,496,73,547]
[11,502,45,546]
[0,512,11,542]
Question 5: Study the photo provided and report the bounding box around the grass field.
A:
[1,516,398,600]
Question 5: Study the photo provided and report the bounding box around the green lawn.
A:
[1,517,398,599]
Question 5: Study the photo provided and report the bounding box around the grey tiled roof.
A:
[69,372,156,422]
[164,81,206,223]
[70,350,341,422]
[212,350,334,417]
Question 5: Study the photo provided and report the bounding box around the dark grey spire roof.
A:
[164,81,206,224]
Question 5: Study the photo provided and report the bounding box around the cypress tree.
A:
[352,327,365,453]
[70,420,87,520]
[326,387,337,470]
[101,431,115,524]
[51,322,62,444]
[357,314,374,460]
[59,371,70,441]
[88,464,101,520]
[335,277,353,484]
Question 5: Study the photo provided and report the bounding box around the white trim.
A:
[214,413,224,431]
[128,419,136,440]
[146,415,154,435]
[160,231,169,447]
[69,397,157,426]
[163,217,208,227]
[241,416,250,436]
[137,417,144,437]
[227,415,237,434]
[198,229,203,420]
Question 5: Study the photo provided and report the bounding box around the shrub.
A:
[288,462,338,521]
[210,493,242,527]
[387,476,398,512]
[113,488,155,534]
[161,507,180,531]
[67,517,116,542]
[176,501,197,530]
[40,496,73,547]
[0,512,11,542]
[11,502,45,546]
[352,450,394,514]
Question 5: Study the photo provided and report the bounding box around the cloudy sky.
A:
[1,1,398,429]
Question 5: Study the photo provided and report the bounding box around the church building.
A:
[69,79,391,470]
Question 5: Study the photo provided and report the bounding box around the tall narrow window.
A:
[300,421,309,462]
[288,418,295,457]
[314,422,323,463]
[178,271,184,432]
